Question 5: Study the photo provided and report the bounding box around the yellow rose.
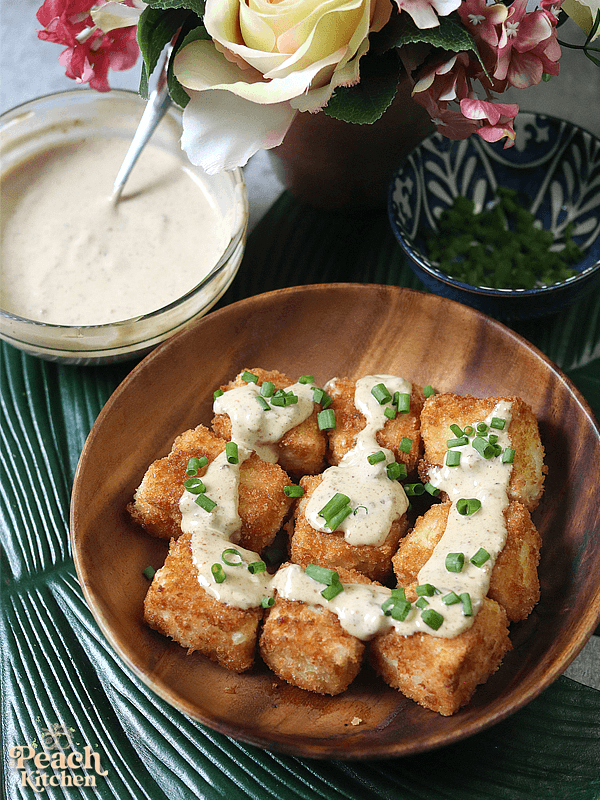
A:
[173,0,393,172]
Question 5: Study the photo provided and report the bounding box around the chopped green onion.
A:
[319,493,350,521]
[488,434,499,445]
[242,370,258,383]
[386,461,406,481]
[460,592,473,616]
[472,436,496,459]
[371,382,392,405]
[262,596,275,608]
[456,498,481,516]
[284,485,304,497]
[248,560,267,574]
[317,408,336,430]
[326,505,353,531]
[299,375,315,384]
[490,417,506,430]
[305,564,340,585]
[142,566,156,580]
[447,436,469,448]
[492,443,503,457]
[271,390,298,407]
[195,494,217,512]
[213,389,224,400]
[260,381,275,397]
[184,477,206,494]
[442,591,461,605]
[399,437,413,453]
[415,583,436,597]
[368,450,386,465]
[424,482,440,497]
[185,456,208,476]
[321,582,344,601]
[211,563,226,583]
[470,548,491,567]
[221,548,243,566]
[445,552,465,573]
[476,422,488,434]
[463,425,474,436]
[390,600,411,621]
[255,395,270,411]
[354,505,368,515]
[502,447,515,464]
[446,450,461,467]
[423,385,435,398]
[421,609,444,630]
[404,483,425,496]
[225,441,239,464]
[384,406,397,420]
[391,587,407,601]
[311,386,333,408]
[415,597,429,609]
[397,393,411,412]
[449,424,464,437]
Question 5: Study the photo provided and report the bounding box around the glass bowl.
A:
[388,113,600,321]
[0,89,248,365]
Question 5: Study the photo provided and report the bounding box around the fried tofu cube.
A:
[369,596,511,715]
[259,566,370,694]
[392,501,541,622]
[212,368,327,477]
[325,377,424,475]
[144,533,263,673]
[128,424,293,553]
[418,393,545,511]
[288,473,409,583]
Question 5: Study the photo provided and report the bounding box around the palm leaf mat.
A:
[2,190,599,800]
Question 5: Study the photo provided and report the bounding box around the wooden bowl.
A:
[71,284,600,759]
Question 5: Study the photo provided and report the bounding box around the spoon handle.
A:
[112,50,172,202]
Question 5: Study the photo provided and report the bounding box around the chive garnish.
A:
[143,566,156,580]
[398,437,413,453]
[242,370,258,383]
[225,441,239,464]
[185,456,208,476]
[213,389,224,400]
[255,395,270,411]
[449,424,464,438]
[321,582,344,601]
[184,477,206,494]
[421,609,444,630]
[476,422,488,434]
[211,563,226,583]
[490,417,506,430]
[445,552,465,573]
[317,408,336,430]
[284,485,304,497]
[502,448,515,463]
[446,450,461,467]
[415,583,436,597]
[397,393,411,413]
[488,434,499,445]
[384,406,397,420]
[424,482,440,497]
[404,482,425,496]
[221,548,243,566]
[354,505,368,515]
[305,564,340,584]
[326,505,353,531]
[423,385,435,398]
[456,498,481,516]
[470,548,491,567]
[371,383,392,405]
[195,493,217,512]
[319,493,350,520]
[262,596,275,608]
[248,560,267,574]
[463,425,474,436]
[442,591,460,605]
[460,592,473,616]
[472,436,496,459]
[260,381,275,397]
[447,436,468,448]
[299,375,315,384]
[311,386,333,408]
[386,461,405,481]
[415,597,429,609]
[368,450,386,465]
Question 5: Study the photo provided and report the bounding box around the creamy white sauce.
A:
[213,381,315,462]
[305,375,410,546]
[179,379,516,641]
[0,137,229,325]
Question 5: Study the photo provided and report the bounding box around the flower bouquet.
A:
[36,0,599,176]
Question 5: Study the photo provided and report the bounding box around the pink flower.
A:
[494,0,555,86]
[413,91,480,139]
[36,1,139,92]
[539,0,564,23]
[460,97,518,147]
[393,0,462,29]
[457,0,509,48]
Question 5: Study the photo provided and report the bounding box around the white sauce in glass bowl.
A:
[0,137,229,325]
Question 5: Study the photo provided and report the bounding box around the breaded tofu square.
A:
[128,424,293,554]
[392,501,541,622]
[289,473,409,583]
[418,393,545,511]
[325,377,424,476]
[369,596,511,715]
[211,368,327,477]
[144,533,263,673]
[259,566,370,694]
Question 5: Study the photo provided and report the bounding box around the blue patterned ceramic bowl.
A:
[388,113,600,320]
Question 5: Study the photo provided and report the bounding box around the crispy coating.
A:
[211,368,327,477]
[128,424,293,553]
[418,393,545,511]
[392,501,541,622]
[289,474,409,582]
[144,533,262,672]
[369,596,512,715]
[325,377,424,475]
[259,566,371,694]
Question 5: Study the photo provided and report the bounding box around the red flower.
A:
[36,1,139,92]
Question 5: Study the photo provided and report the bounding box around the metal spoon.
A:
[111,50,172,203]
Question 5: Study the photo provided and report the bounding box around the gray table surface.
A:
[1,0,599,689]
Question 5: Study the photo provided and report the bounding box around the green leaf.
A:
[393,12,478,54]
[144,0,205,13]
[323,48,401,125]
[136,6,194,98]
